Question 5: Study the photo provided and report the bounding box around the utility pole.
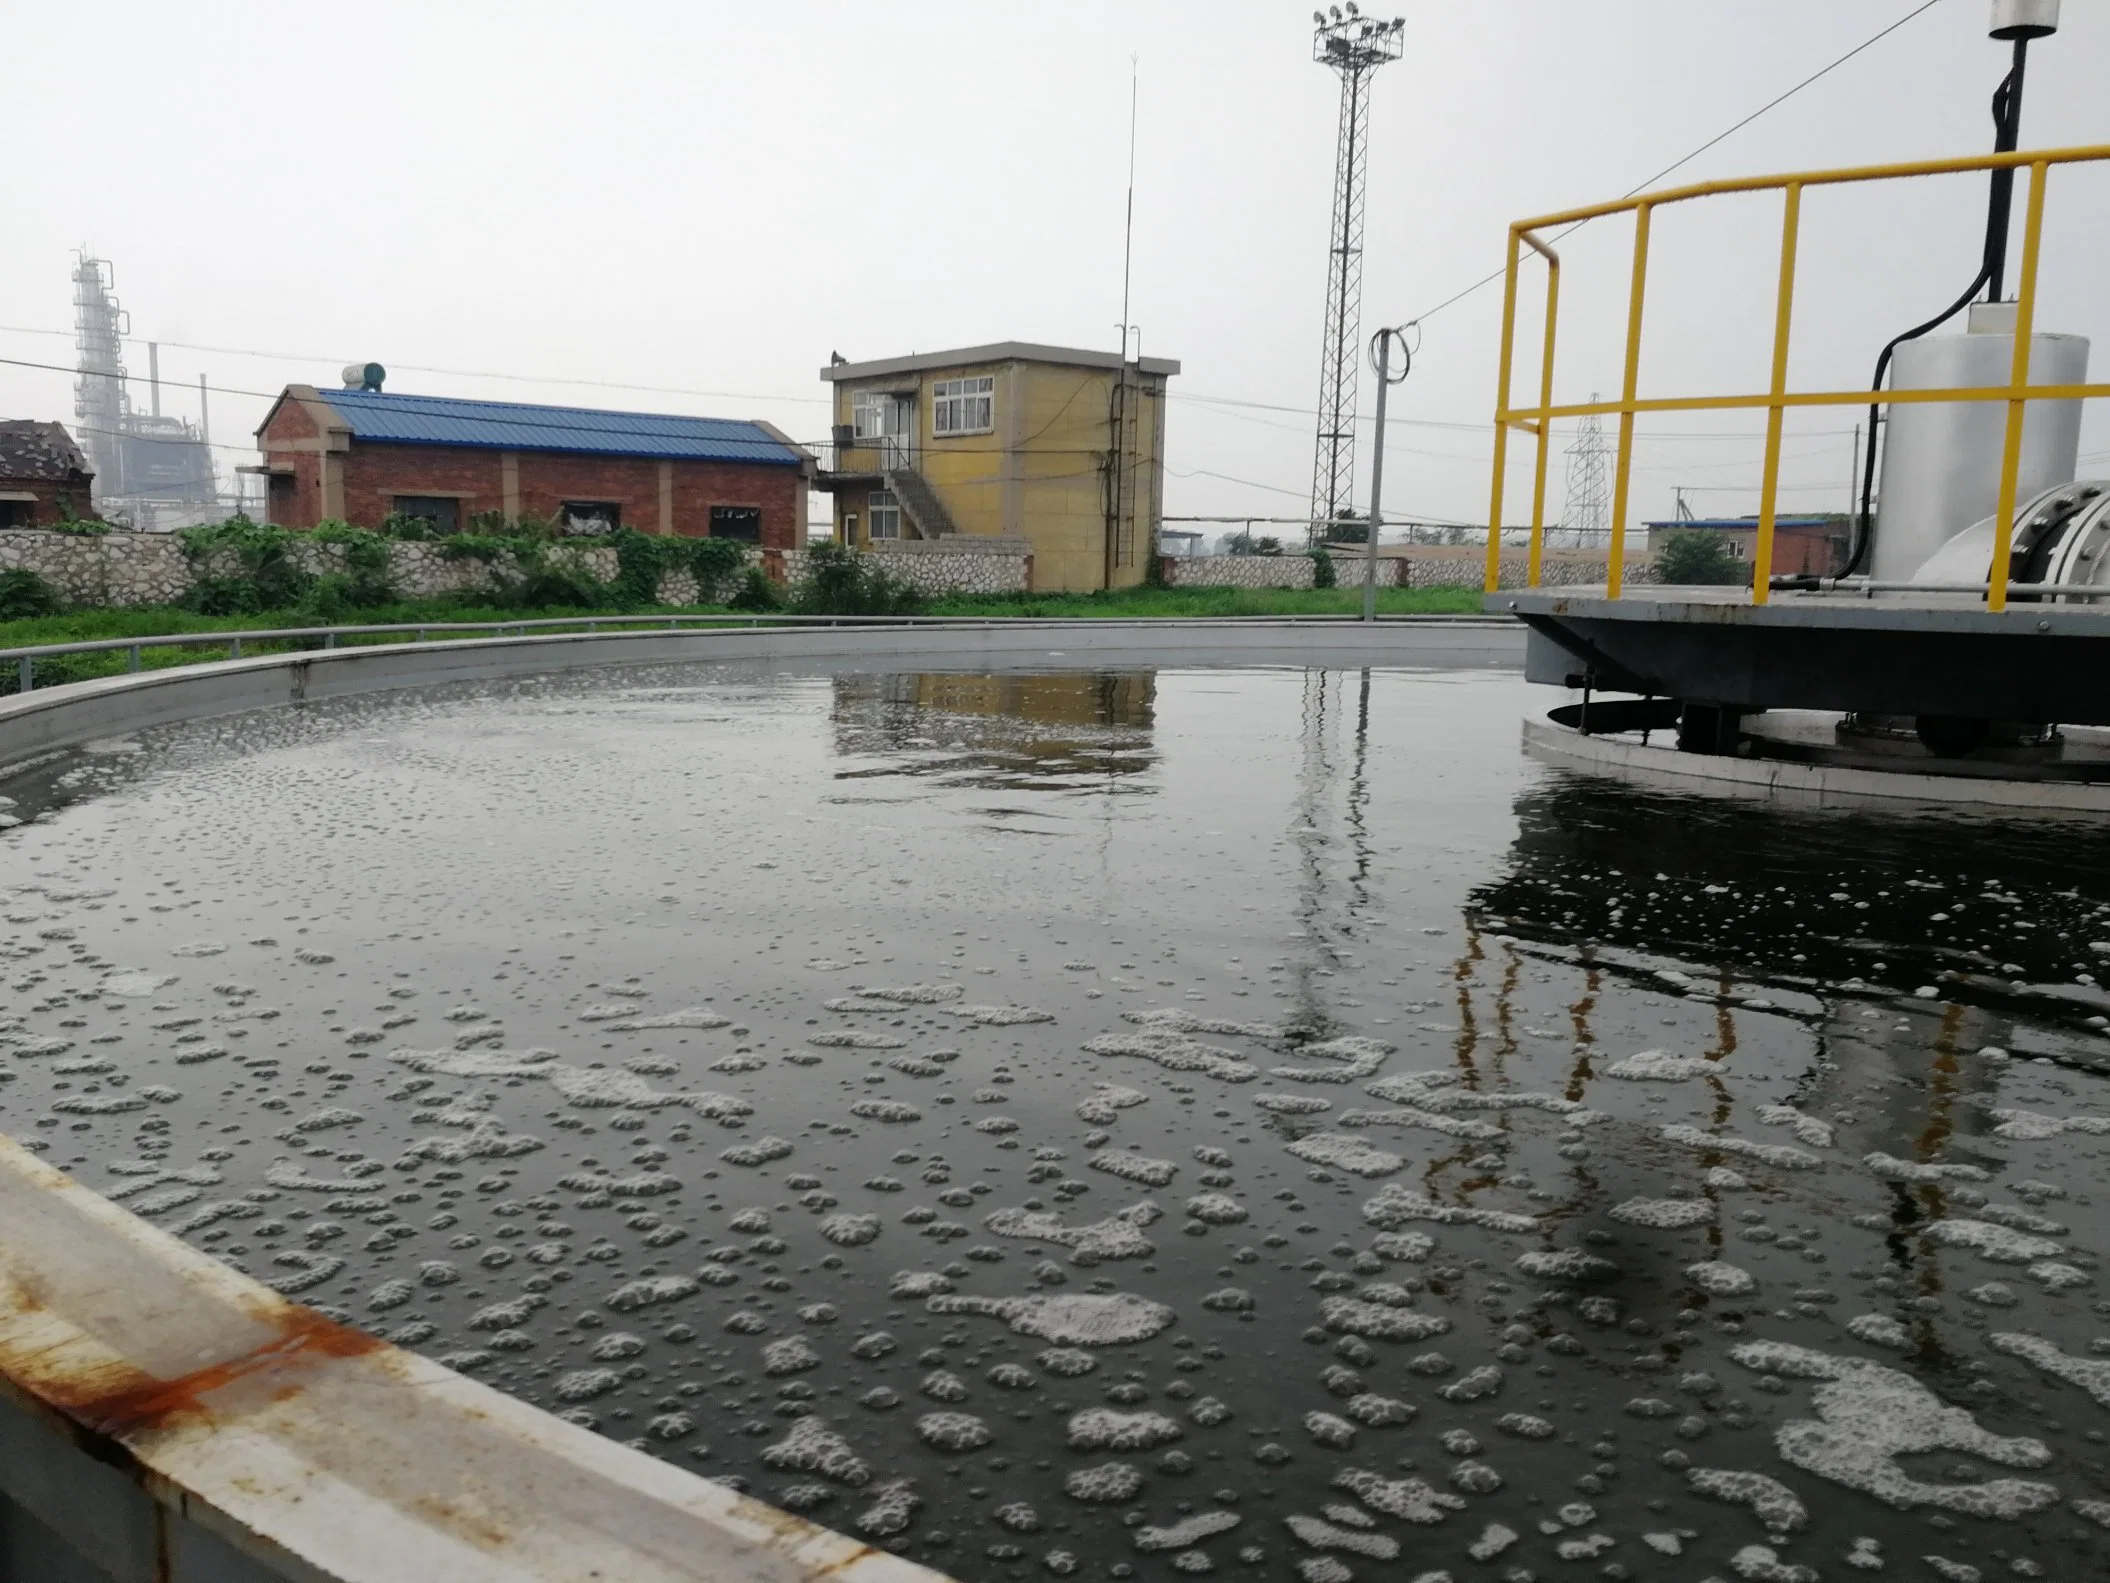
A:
[1361,325,1410,621]
[1308,6,1404,547]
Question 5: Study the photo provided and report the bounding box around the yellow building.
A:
[817,342,1177,592]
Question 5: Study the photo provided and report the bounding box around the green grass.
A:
[0,583,1486,692]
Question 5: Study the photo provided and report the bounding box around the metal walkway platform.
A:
[1494,585,2110,726]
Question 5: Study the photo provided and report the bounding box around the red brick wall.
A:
[0,476,96,528]
[256,413,801,547]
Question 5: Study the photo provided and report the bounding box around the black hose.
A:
[1842,40,2028,577]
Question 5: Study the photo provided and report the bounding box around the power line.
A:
[1401,0,1946,328]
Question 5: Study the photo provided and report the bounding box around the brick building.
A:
[0,421,95,528]
[254,384,813,546]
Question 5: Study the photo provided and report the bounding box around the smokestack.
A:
[149,341,161,417]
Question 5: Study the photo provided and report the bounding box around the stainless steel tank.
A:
[1871,301,2089,581]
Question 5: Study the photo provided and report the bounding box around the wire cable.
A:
[1402,0,1946,329]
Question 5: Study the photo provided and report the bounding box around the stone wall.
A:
[1160,554,1318,590]
[0,528,1034,610]
[1390,546,1658,590]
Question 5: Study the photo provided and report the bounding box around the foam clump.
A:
[761,1416,871,1486]
[1252,1094,1333,1115]
[1756,1104,1835,1149]
[1687,1260,1759,1297]
[916,1411,992,1451]
[1124,1008,1278,1040]
[722,1136,794,1167]
[1089,1152,1178,1188]
[1271,1036,1395,1084]
[1862,1151,1990,1184]
[1609,1196,1715,1230]
[1287,1514,1396,1559]
[1605,1050,1712,1081]
[1987,1332,2110,1407]
[1922,1219,2063,1264]
[1067,1408,1184,1451]
[1987,1106,2110,1141]
[1516,1248,1619,1282]
[553,1368,622,1402]
[1321,1296,1449,1343]
[1687,1467,1809,1532]
[604,1275,698,1312]
[1845,1313,1910,1349]
[849,1099,921,1123]
[808,1030,906,1049]
[1077,1084,1149,1124]
[1285,1133,1403,1178]
[1064,1461,1144,1502]
[604,1007,731,1031]
[390,1046,557,1077]
[949,1004,1055,1026]
[1137,1511,1241,1552]
[889,1270,954,1298]
[1186,1192,1248,1225]
[1084,1032,1257,1082]
[1728,1340,2058,1517]
[1331,1467,1465,1524]
[985,1202,1159,1262]
[930,1290,1176,1346]
[763,1337,822,1376]
[1660,1124,1822,1171]
[819,1213,882,1247]
[1362,1184,1536,1235]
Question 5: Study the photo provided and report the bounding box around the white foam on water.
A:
[1987,1106,2110,1140]
[1123,1008,1279,1040]
[1987,1332,2110,1407]
[1727,1340,2058,1518]
[1252,1093,1333,1114]
[1286,1515,1396,1559]
[722,1136,794,1167]
[1660,1124,1823,1171]
[1756,1105,1835,1149]
[853,1480,919,1537]
[819,1213,882,1247]
[1516,1248,1620,1282]
[1687,1467,1809,1532]
[1285,1132,1404,1178]
[850,1099,922,1123]
[1076,1084,1148,1124]
[1610,1196,1716,1230]
[1137,1511,1242,1552]
[1362,1185,1537,1235]
[604,1008,732,1031]
[763,1337,822,1376]
[1066,1408,1183,1450]
[389,1046,557,1077]
[1320,1296,1449,1343]
[985,1202,1159,1262]
[1687,1261,1759,1297]
[761,1417,871,1486]
[1063,1462,1144,1502]
[1862,1152,1989,1185]
[1084,1032,1257,1083]
[1605,1051,1714,1081]
[929,1291,1176,1346]
[1330,1467,1465,1524]
[1845,1314,1911,1349]
[1335,1108,1501,1141]
[948,1005,1055,1026]
[1088,1152,1178,1188]
[1185,1192,1248,1225]
[1922,1219,2063,1264]
[808,1030,907,1049]
[857,984,965,1005]
[915,1412,992,1451]
[1371,1231,1434,1262]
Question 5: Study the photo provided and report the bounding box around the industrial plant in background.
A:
[71,254,223,531]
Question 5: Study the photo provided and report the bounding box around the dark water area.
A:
[5,657,2110,1582]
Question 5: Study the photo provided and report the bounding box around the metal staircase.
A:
[883,466,959,540]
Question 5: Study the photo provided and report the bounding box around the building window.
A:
[868,490,900,539]
[0,499,30,529]
[932,376,994,436]
[710,505,762,543]
[851,391,887,439]
[391,496,459,535]
[560,501,621,535]
[1727,537,1747,560]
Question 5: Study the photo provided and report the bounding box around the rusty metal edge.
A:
[0,1134,956,1583]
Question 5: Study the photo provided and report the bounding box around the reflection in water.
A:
[828,671,1156,794]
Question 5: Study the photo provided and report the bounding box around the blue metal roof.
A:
[318,388,803,466]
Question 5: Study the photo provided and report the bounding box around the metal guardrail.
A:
[1,612,1508,692]
[1485,142,2110,611]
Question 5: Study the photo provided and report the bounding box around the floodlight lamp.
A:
[1313,9,1326,22]
[1345,1,1359,15]
[1330,6,1342,22]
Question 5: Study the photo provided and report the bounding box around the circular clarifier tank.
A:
[7,649,2110,1580]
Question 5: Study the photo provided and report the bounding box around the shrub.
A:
[789,541,926,616]
[1654,529,1746,586]
[0,567,62,618]
[726,566,783,612]
[178,517,313,612]
[310,522,395,608]
[1309,549,1337,589]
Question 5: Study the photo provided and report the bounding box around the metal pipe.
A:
[1484,230,1524,593]
[1752,182,1804,606]
[1607,204,1653,600]
[1987,159,2052,613]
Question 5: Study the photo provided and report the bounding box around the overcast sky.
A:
[3,0,2104,535]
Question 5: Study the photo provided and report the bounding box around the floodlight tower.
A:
[1308,5,1405,546]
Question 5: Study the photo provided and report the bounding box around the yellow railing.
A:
[1484,144,2110,612]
